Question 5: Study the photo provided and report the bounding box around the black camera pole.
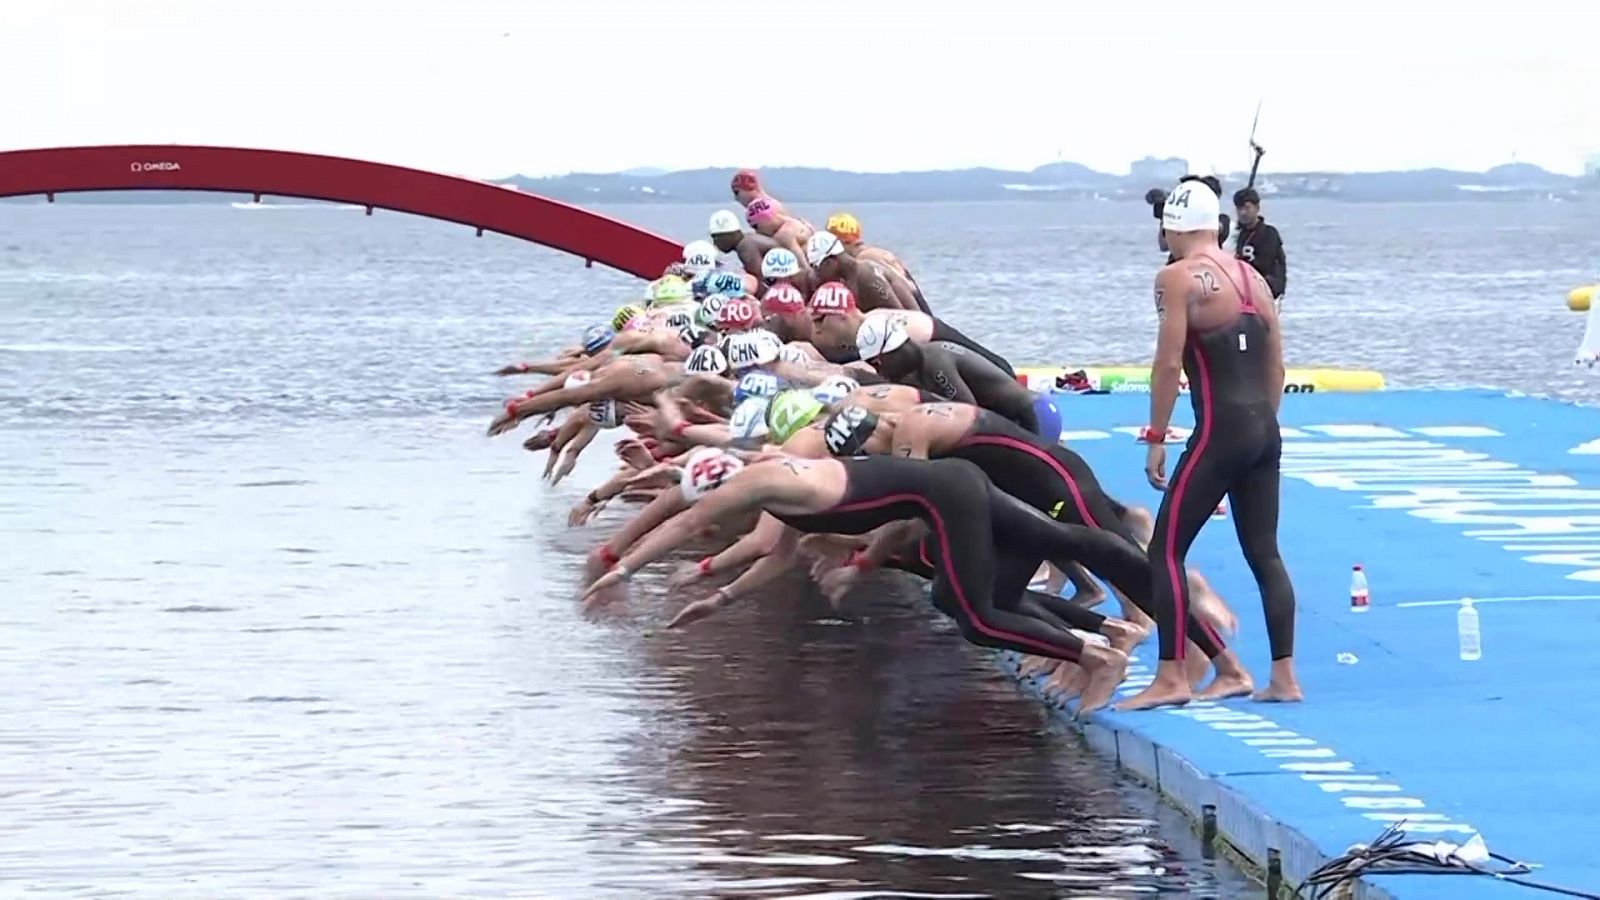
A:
[1246,99,1266,189]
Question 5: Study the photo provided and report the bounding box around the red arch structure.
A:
[0,145,683,279]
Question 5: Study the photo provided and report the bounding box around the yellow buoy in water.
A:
[1568,285,1596,312]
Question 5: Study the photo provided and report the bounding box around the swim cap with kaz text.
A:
[1162,181,1221,233]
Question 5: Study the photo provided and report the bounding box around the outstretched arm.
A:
[584,472,764,598]
[668,525,801,628]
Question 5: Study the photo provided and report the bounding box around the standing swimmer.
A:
[1118,180,1301,712]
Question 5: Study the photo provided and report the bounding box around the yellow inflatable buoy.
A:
[1568,285,1596,312]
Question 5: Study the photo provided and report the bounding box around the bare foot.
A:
[1101,618,1147,655]
[1077,648,1130,716]
[1253,659,1303,702]
[1253,682,1304,702]
[1047,663,1087,700]
[1196,651,1256,700]
[1115,663,1192,712]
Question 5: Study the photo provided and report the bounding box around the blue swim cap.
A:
[690,271,713,300]
[734,370,785,404]
[582,324,613,354]
[1031,391,1063,445]
[707,270,745,296]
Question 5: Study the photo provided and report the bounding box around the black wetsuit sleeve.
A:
[920,346,975,403]
[1261,224,1286,297]
[956,353,1037,432]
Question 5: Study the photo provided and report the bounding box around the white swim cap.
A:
[1162,181,1221,233]
[722,328,782,371]
[805,231,846,267]
[682,240,718,272]
[761,248,801,279]
[813,374,860,405]
[708,209,742,236]
[680,446,744,503]
[856,316,911,361]
[563,369,593,390]
[728,396,771,441]
[683,344,730,375]
[587,398,619,428]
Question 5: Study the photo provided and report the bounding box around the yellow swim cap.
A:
[826,212,862,245]
[648,275,691,307]
[612,304,643,331]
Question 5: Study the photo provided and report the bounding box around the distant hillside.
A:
[5,161,1593,205]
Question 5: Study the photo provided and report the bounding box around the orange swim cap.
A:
[826,213,862,245]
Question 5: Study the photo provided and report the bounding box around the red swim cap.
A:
[809,281,857,316]
[716,297,761,332]
[731,169,760,193]
[762,283,806,316]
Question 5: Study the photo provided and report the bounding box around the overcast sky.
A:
[6,0,1596,178]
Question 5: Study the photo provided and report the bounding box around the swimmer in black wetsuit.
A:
[581,450,1139,714]
[855,316,1037,434]
[1120,180,1300,712]
[822,400,1252,694]
[806,283,1015,377]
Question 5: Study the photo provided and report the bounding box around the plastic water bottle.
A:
[1349,564,1369,613]
[1458,597,1481,661]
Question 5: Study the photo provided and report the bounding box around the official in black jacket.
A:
[1231,188,1286,299]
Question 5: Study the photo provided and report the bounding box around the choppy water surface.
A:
[1,199,1590,896]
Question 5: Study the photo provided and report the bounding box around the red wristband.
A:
[599,546,619,566]
[1137,426,1171,444]
[848,550,875,571]
[504,399,520,416]
[518,363,532,373]
[697,556,714,576]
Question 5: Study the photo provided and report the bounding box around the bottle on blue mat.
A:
[1349,564,1369,613]
[1458,597,1481,661]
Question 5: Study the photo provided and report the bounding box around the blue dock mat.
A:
[1010,388,1600,899]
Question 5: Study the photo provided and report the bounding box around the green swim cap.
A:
[612,304,643,331]
[766,389,825,444]
[649,275,691,307]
